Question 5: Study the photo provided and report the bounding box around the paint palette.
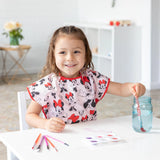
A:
[85,132,121,145]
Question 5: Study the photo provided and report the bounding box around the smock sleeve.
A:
[26,74,53,107]
[89,70,110,103]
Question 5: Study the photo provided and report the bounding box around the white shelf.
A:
[92,54,112,60]
[67,22,141,83]
[71,22,115,30]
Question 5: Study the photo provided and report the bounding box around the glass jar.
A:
[132,96,152,133]
[10,36,19,46]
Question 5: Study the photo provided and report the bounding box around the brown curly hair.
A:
[41,25,94,77]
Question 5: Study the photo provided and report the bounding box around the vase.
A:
[9,36,19,46]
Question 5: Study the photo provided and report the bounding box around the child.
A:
[26,26,146,133]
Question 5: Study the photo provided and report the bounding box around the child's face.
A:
[54,35,86,78]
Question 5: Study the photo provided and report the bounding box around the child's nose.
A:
[66,52,74,60]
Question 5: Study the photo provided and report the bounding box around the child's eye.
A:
[59,51,65,54]
[74,50,80,54]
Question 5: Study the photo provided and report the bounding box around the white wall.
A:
[0,0,159,90]
[0,0,78,74]
[151,0,160,89]
[77,0,149,24]
[77,0,160,90]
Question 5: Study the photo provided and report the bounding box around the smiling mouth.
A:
[65,64,77,67]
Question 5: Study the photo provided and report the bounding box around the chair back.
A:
[17,91,30,130]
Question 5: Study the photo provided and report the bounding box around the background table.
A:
[0,45,31,83]
[0,116,160,160]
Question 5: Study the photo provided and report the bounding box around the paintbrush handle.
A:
[135,96,141,116]
[32,133,42,149]
[46,137,58,152]
[44,136,49,150]
[46,135,69,146]
[39,135,44,146]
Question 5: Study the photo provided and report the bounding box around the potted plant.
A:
[2,21,24,46]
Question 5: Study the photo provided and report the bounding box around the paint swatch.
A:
[85,132,121,145]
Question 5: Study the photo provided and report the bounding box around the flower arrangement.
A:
[2,21,24,46]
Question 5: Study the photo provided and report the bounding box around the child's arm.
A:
[25,100,65,132]
[107,81,146,97]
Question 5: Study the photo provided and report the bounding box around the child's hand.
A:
[45,117,65,133]
[130,83,146,97]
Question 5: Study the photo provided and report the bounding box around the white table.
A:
[1,116,160,160]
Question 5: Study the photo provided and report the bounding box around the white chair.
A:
[7,91,31,160]
[17,91,30,130]
[17,91,44,130]
[8,91,45,160]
